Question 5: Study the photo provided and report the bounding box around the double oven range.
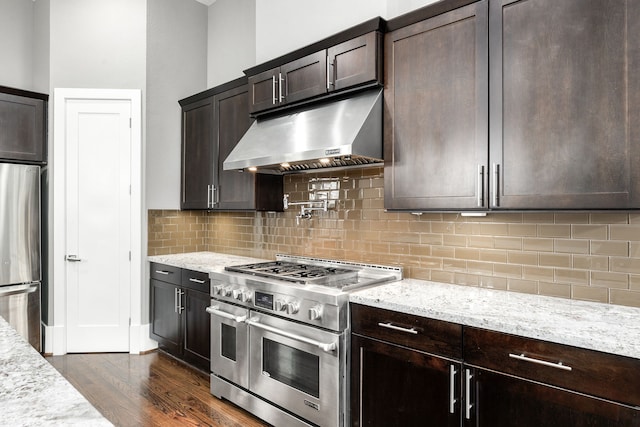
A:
[207,255,402,427]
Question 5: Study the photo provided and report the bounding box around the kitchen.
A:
[2,0,640,426]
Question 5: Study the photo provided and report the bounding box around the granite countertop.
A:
[148,251,268,273]
[0,316,112,426]
[351,279,640,360]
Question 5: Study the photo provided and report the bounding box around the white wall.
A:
[32,0,50,94]
[207,0,255,87]
[147,0,208,209]
[0,0,35,89]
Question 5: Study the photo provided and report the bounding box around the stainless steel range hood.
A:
[223,88,382,174]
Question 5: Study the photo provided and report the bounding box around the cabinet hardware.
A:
[272,75,277,105]
[246,317,337,353]
[450,365,458,414]
[65,254,83,262]
[154,270,170,275]
[477,164,484,207]
[377,322,418,335]
[174,288,178,313]
[189,278,206,284]
[213,185,219,205]
[177,289,184,314]
[509,353,573,371]
[327,59,335,90]
[207,184,214,209]
[465,369,473,420]
[278,72,285,103]
[206,305,247,323]
[492,163,500,207]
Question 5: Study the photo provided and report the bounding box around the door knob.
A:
[65,255,83,262]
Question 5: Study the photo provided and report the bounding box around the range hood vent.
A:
[223,88,383,174]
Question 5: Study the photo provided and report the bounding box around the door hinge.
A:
[128,251,131,261]
[129,117,132,128]
[129,185,131,195]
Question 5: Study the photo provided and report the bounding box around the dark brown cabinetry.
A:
[0,86,48,164]
[180,78,283,211]
[384,1,489,210]
[247,30,382,115]
[463,327,640,426]
[149,263,210,372]
[350,304,463,427]
[489,0,640,209]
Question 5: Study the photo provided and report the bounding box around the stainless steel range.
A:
[207,254,402,427]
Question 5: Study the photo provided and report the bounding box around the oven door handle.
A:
[206,306,247,323]
[246,318,337,353]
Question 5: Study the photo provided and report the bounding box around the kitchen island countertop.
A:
[351,278,640,360]
[0,316,112,426]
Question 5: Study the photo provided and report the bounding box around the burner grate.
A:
[225,261,358,286]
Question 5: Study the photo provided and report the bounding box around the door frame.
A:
[50,88,146,355]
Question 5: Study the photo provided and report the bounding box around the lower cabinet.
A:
[351,304,640,427]
[150,263,210,372]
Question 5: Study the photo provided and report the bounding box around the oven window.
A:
[221,323,236,361]
[263,338,320,398]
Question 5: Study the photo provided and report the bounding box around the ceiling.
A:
[194,0,217,5]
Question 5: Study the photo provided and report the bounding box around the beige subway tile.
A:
[454,222,473,235]
[610,224,640,241]
[494,237,522,250]
[508,224,537,237]
[573,255,608,271]
[431,221,456,234]
[494,263,522,278]
[539,253,571,268]
[591,240,628,257]
[610,258,640,275]
[467,261,494,275]
[491,213,523,223]
[370,242,390,254]
[609,289,640,308]
[420,257,444,269]
[431,270,455,283]
[455,248,480,261]
[630,275,640,291]
[443,234,467,247]
[523,238,554,252]
[454,273,480,287]
[538,224,571,238]
[539,282,571,299]
[508,279,538,294]
[468,235,494,249]
[479,276,507,290]
[630,243,640,258]
[479,249,508,263]
[507,251,538,265]
[590,213,629,224]
[443,258,467,272]
[629,213,640,224]
[432,246,455,258]
[554,239,589,254]
[554,213,589,224]
[409,245,431,257]
[419,213,444,221]
[523,266,554,281]
[409,220,431,233]
[421,234,444,245]
[411,268,432,281]
[554,268,589,285]
[591,271,629,289]
[572,285,609,303]
[523,213,554,223]
[479,223,509,236]
[571,224,608,240]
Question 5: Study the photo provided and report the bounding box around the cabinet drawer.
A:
[150,263,181,285]
[350,303,462,359]
[464,327,640,407]
[181,269,210,292]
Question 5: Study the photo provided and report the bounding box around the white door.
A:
[64,99,132,352]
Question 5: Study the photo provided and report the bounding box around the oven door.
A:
[207,300,249,389]
[247,311,344,427]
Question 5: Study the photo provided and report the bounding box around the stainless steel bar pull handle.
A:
[272,75,277,105]
[326,58,334,90]
[477,164,484,207]
[155,270,171,275]
[206,306,247,323]
[65,255,83,262]
[247,318,337,353]
[0,284,38,297]
[449,365,458,414]
[174,288,178,313]
[189,278,206,284]
[177,289,184,314]
[492,163,500,207]
[465,369,473,420]
[278,72,285,103]
[509,353,573,371]
[377,322,418,335]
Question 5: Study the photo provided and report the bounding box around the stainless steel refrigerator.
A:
[0,163,41,351]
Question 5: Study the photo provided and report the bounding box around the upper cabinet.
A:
[384,1,489,211]
[246,19,384,116]
[385,0,640,211]
[489,0,640,210]
[0,86,48,164]
[180,78,283,211]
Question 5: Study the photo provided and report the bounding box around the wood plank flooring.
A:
[46,351,270,427]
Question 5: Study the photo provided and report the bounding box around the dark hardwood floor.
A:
[46,351,270,427]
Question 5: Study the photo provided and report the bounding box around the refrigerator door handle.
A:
[0,283,39,297]
[65,254,83,262]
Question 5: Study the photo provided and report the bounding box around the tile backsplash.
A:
[148,167,640,308]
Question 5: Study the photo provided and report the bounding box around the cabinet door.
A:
[384,1,489,210]
[489,0,640,209]
[248,67,278,114]
[214,84,256,210]
[0,92,46,163]
[182,288,210,372]
[181,96,215,209]
[466,368,640,427]
[150,279,181,355]
[351,334,461,427]
[328,31,381,92]
[280,50,327,105]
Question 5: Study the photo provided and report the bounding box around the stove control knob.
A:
[275,299,286,312]
[212,285,223,295]
[308,305,322,321]
[242,291,252,303]
[232,289,242,300]
[285,301,300,315]
[223,287,233,297]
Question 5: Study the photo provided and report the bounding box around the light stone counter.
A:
[148,251,268,273]
[0,316,112,426]
[350,279,640,360]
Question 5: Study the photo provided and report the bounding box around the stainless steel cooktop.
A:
[225,260,359,287]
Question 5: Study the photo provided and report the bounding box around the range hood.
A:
[223,88,383,174]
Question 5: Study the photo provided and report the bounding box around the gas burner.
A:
[225,260,358,287]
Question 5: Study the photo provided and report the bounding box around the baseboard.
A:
[129,322,158,354]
